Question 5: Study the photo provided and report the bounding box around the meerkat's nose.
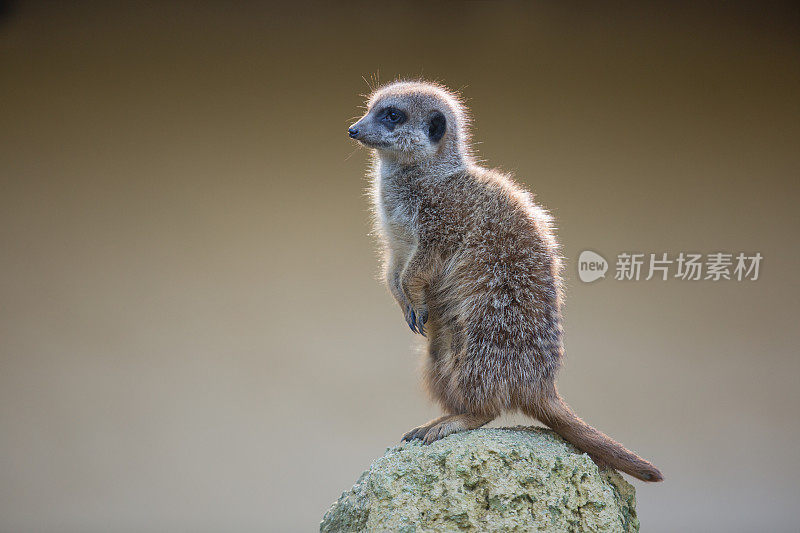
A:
[348,127,359,138]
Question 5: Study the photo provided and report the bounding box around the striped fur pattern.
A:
[348,80,662,482]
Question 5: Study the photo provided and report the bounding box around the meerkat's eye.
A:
[378,107,407,129]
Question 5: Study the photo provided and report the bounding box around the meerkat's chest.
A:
[377,187,417,247]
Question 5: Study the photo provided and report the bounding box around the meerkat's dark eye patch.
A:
[428,111,446,143]
[376,107,407,131]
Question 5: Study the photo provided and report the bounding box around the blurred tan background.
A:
[1,1,798,531]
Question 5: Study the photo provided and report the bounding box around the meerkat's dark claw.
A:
[405,305,428,335]
[406,306,417,333]
[417,309,428,336]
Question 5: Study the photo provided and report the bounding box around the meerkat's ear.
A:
[428,111,446,143]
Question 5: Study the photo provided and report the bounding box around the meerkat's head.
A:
[348,80,471,168]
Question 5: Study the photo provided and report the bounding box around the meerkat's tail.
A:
[526,386,663,482]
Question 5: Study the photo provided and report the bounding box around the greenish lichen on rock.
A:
[320,427,638,532]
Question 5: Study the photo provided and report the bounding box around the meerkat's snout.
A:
[347,115,372,143]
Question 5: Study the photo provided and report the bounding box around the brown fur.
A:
[348,80,663,482]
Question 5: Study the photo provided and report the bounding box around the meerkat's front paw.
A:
[404,303,428,336]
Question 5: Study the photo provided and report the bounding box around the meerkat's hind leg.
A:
[422,413,495,445]
[401,414,456,442]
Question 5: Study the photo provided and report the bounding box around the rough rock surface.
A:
[320,427,638,532]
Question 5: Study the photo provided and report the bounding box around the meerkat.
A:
[347,80,663,482]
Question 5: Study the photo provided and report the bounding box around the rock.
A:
[320,427,639,532]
